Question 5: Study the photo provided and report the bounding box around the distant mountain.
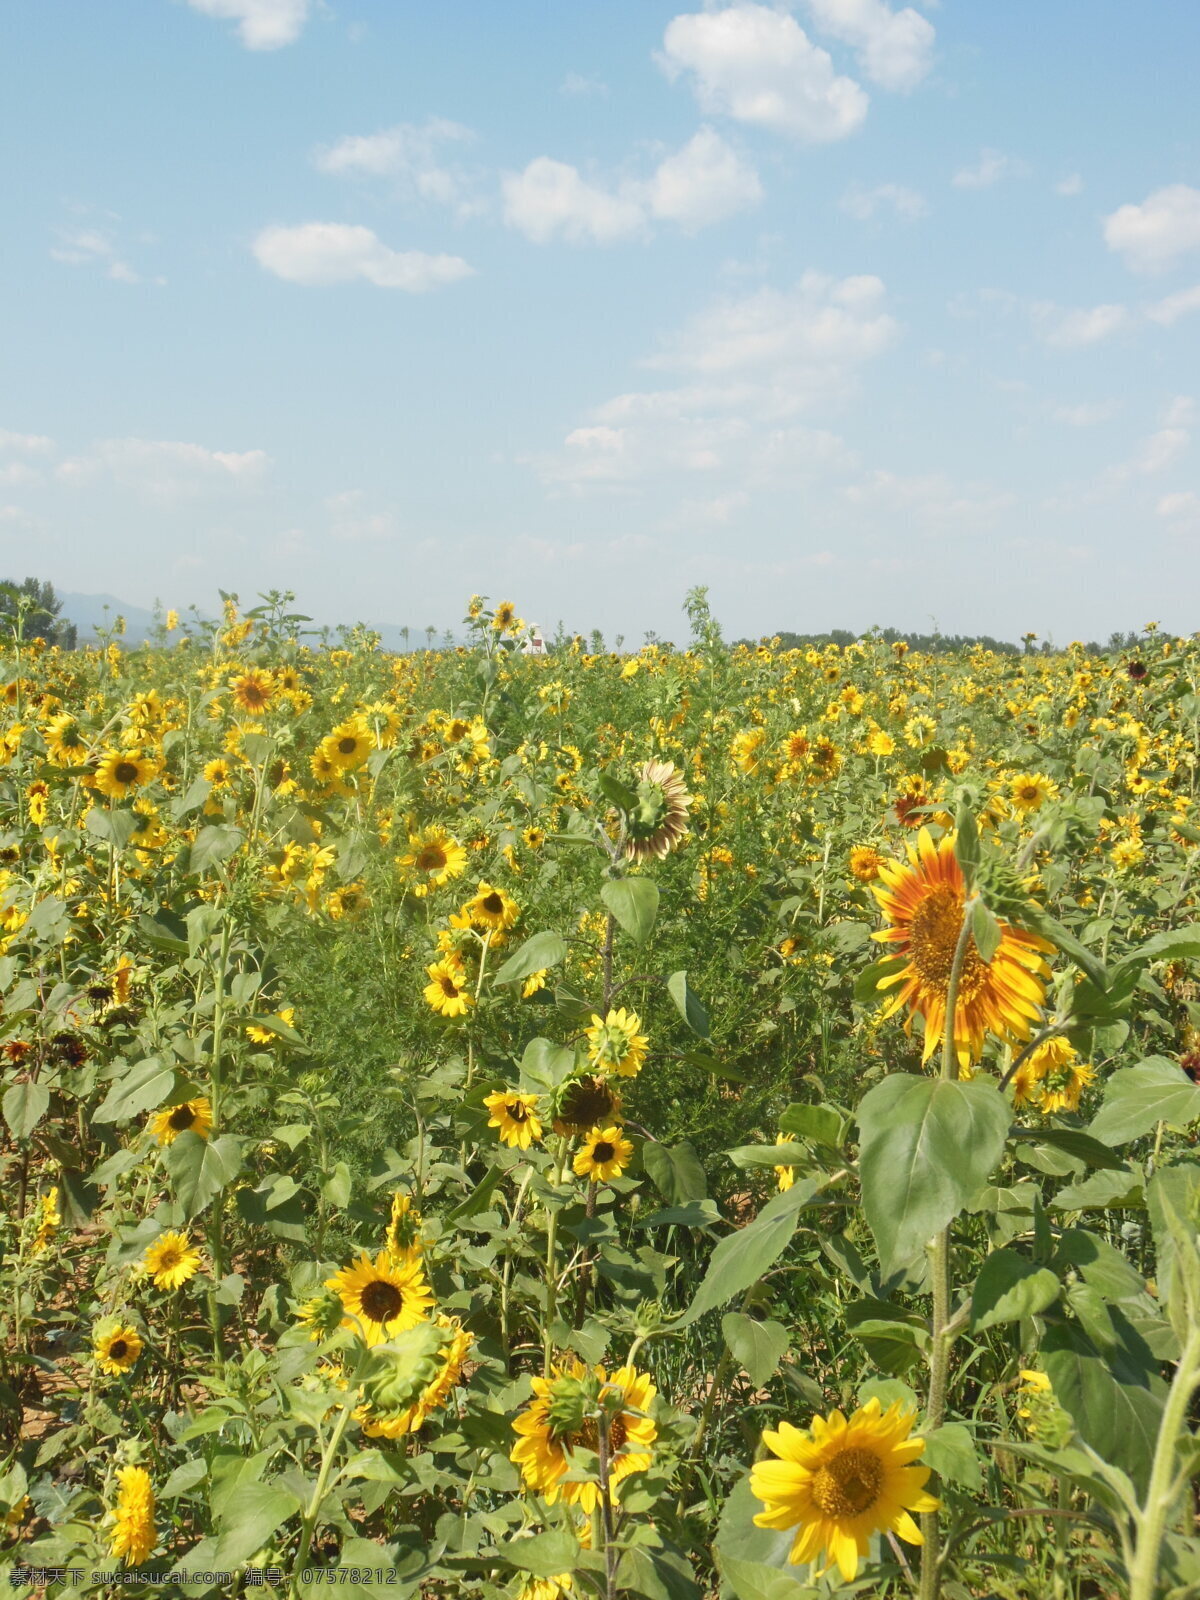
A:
[59,591,162,644]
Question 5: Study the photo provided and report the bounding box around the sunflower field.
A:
[2,587,1200,1600]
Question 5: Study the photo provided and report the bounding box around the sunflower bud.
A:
[297,1287,346,1342]
[634,1299,664,1336]
[973,852,1035,923]
[358,1322,448,1420]
[545,1374,590,1440]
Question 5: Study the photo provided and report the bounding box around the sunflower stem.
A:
[543,1136,568,1379]
[291,1345,370,1592]
[1127,1324,1200,1600]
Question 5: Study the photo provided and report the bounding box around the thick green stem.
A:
[543,1136,568,1378]
[1128,1326,1200,1600]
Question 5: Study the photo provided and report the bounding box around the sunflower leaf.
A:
[163,1132,244,1219]
[601,878,659,944]
[1087,1058,1200,1146]
[492,930,567,986]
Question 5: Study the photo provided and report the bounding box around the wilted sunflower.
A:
[93,748,160,800]
[93,1320,143,1376]
[467,880,520,932]
[108,1465,157,1567]
[553,1074,623,1136]
[510,1359,657,1512]
[326,1250,434,1346]
[424,958,473,1018]
[872,828,1051,1068]
[573,1125,634,1183]
[484,1090,543,1149]
[397,826,467,896]
[358,1315,473,1438]
[230,669,275,714]
[148,1097,212,1146]
[141,1231,203,1291]
[751,1397,938,1583]
[622,759,692,863]
[585,1008,648,1078]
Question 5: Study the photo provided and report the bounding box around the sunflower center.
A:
[908,882,985,996]
[439,976,460,998]
[109,1339,129,1360]
[157,1245,182,1271]
[168,1104,196,1131]
[114,762,139,784]
[508,1102,528,1122]
[360,1279,405,1324]
[416,846,447,872]
[573,1415,629,1454]
[338,737,358,755]
[810,1447,883,1518]
[593,1141,616,1163]
[482,893,504,915]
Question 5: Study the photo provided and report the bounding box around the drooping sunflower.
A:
[148,1098,212,1146]
[872,828,1051,1068]
[484,1090,543,1150]
[326,1250,434,1346]
[467,880,520,932]
[358,1316,473,1438]
[93,1320,144,1376]
[585,1008,648,1078]
[397,826,467,896]
[141,1231,203,1291]
[750,1397,939,1583]
[848,845,882,883]
[510,1359,657,1512]
[93,748,160,800]
[109,1464,157,1567]
[623,759,692,863]
[573,1125,634,1183]
[553,1075,623,1136]
[230,669,275,714]
[424,958,474,1018]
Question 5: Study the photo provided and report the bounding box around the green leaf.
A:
[722,1313,789,1387]
[667,970,710,1037]
[85,808,139,850]
[1054,1228,1148,1304]
[719,1555,820,1600]
[163,1133,244,1220]
[502,1529,580,1577]
[1051,1164,1144,1211]
[1088,1058,1200,1146]
[492,930,568,986]
[779,1103,846,1149]
[971,900,1002,963]
[210,1480,302,1570]
[1029,912,1107,989]
[970,1248,1061,1332]
[597,770,639,813]
[1042,1314,1166,1496]
[1008,1126,1127,1171]
[2,1080,48,1141]
[727,1143,806,1169]
[601,878,659,944]
[518,1037,576,1094]
[92,1056,178,1123]
[859,1074,1010,1275]
[187,824,245,875]
[321,1161,352,1209]
[1112,925,1200,978]
[677,1178,823,1328]
[643,1140,707,1206]
[921,1422,982,1491]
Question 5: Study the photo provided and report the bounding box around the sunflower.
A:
[848,846,882,883]
[43,712,89,765]
[397,826,467,896]
[623,759,692,863]
[424,958,474,1018]
[585,1008,648,1078]
[326,1250,434,1346]
[750,1397,939,1583]
[493,601,519,633]
[553,1075,623,1136]
[774,1132,796,1193]
[510,1359,657,1512]
[484,1090,543,1150]
[26,780,50,826]
[93,1320,144,1376]
[230,669,275,714]
[1017,1036,1096,1114]
[109,1465,157,1567]
[148,1098,213,1146]
[523,825,546,850]
[30,1187,60,1255]
[868,730,896,758]
[93,748,160,800]
[1009,773,1059,814]
[204,757,234,786]
[322,716,375,772]
[467,881,520,932]
[872,828,1051,1069]
[358,1316,472,1438]
[141,1231,203,1291]
[327,882,369,920]
[573,1125,634,1183]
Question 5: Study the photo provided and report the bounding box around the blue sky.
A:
[3,1,1200,644]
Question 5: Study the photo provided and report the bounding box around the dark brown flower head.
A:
[1127,661,1148,682]
[2,1039,32,1064]
[893,790,929,828]
[86,982,114,1007]
[49,1032,88,1066]
[553,1074,623,1136]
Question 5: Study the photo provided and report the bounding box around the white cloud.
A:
[659,4,868,143]
[843,468,1016,530]
[1087,399,1194,499]
[252,223,475,290]
[1157,490,1200,526]
[839,181,927,219]
[1034,302,1128,348]
[0,463,41,487]
[1145,284,1200,326]
[1055,173,1083,196]
[560,72,609,97]
[50,227,152,284]
[801,0,935,91]
[952,149,1010,189]
[314,118,486,218]
[0,430,54,455]
[503,129,761,244]
[183,0,309,50]
[325,489,399,542]
[1104,184,1200,274]
[1052,401,1118,427]
[56,438,270,499]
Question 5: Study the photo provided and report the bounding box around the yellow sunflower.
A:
[230,669,275,714]
[357,1316,473,1438]
[42,712,89,765]
[585,1008,648,1078]
[1008,772,1059,814]
[1014,1036,1096,1114]
[397,826,467,896]
[141,1231,203,1291]
[326,1250,434,1346]
[484,1090,543,1150]
[871,828,1051,1068]
[848,846,882,883]
[93,748,160,800]
[511,1359,657,1513]
[573,1125,634,1183]
[93,1320,144,1376]
[109,1465,157,1567]
[467,880,520,932]
[148,1098,212,1146]
[424,958,474,1018]
[751,1397,938,1582]
[322,716,375,772]
[774,1131,796,1192]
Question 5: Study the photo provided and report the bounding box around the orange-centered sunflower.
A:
[871,827,1050,1068]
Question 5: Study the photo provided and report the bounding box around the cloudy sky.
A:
[4,1,1200,643]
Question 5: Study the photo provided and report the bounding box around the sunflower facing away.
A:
[573,1125,634,1183]
[109,1465,157,1567]
[511,1359,657,1513]
[358,1315,473,1439]
[553,1074,623,1136]
[750,1397,939,1582]
[623,759,692,863]
[484,1090,543,1150]
[872,828,1051,1068]
[93,1320,144,1376]
[141,1231,203,1291]
[585,1008,648,1078]
[148,1097,212,1146]
[326,1250,434,1346]
[397,826,468,896]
